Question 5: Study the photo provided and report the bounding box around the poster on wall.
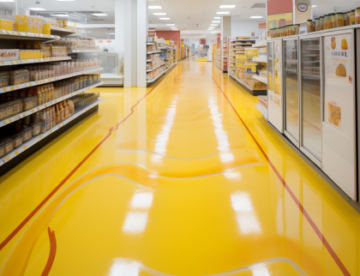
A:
[267,12,293,30]
[323,33,356,198]
[295,0,310,12]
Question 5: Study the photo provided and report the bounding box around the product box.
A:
[0,49,19,61]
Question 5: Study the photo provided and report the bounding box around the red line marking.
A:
[213,78,351,276]
[41,227,57,276]
[0,73,168,251]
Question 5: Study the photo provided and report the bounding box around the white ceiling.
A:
[0,0,358,31]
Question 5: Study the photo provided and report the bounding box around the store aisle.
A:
[0,60,359,276]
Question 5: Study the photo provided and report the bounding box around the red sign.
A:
[200,39,206,45]
[297,3,308,12]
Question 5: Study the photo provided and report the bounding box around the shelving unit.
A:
[0,26,104,175]
[146,39,178,86]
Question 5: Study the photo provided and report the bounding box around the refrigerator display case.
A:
[266,26,360,202]
[284,38,300,146]
[267,39,284,133]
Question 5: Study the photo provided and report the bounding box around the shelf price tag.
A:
[39,136,42,139]
[1,62,5,65]
[12,61,17,64]
[16,86,19,89]
[6,157,10,162]
[16,151,19,155]
[23,146,27,150]
[9,87,14,91]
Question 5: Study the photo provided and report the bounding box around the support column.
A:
[137,0,147,87]
[221,16,231,41]
[115,0,125,53]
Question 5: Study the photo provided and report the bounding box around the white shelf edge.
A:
[0,57,72,67]
[0,67,103,94]
[253,75,268,85]
[0,81,103,128]
[252,44,267,48]
[1,98,104,165]
[252,57,267,63]
[68,50,101,54]
[146,63,165,72]
[146,51,162,54]
[0,29,60,40]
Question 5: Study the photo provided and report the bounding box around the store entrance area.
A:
[0,59,358,276]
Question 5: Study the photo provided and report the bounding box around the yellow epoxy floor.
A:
[0,59,359,276]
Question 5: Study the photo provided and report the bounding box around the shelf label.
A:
[1,62,5,65]
[49,130,52,133]
[12,61,17,64]
[24,146,27,150]
[39,136,42,139]
[31,110,34,113]
[11,31,15,34]
[24,60,27,63]
[9,87,14,90]
[37,107,40,111]
[44,104,47,107]
[6,157,10,162]
[23,113,26,117]
[3,88,8,92]
[16,85,19,89]
[3,120,8,125]
[13,116,18,120]
[16,151,19,155]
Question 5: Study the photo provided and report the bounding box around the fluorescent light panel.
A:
[220,5,236,8]
[0,0,15,1]
[212,21,220,23]
[29,7,46,10]
[250,16,263,18]
[159,17,170,20]
[167,24,175,26]
[214,17,220,19]
[148,6,161,9]
[93,13,108,16]
[153,13,166,15]
[51,14,69,17]
[217,12,230,14]
[312,5,317,7]
[210,24,218,26]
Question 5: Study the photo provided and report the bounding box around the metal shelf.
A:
[0,67,103,94]
[146,63,177,84]
[147,63,165,72]
[0,98,104,166]
[0,30,60,41]
[0,57,71,67]
[0,81,103,128]
[253,75,268,84]
[51,27,76,37]
[68,50,101,54]
[147,51,162,54]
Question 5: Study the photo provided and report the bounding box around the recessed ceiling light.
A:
[172,29,178,31]
[159,17,170,20]
[217,12,230,14]
[29,7,46,11]
[312,5,317,7]
[214,17,220,19]
[148,6,161,9]
[208,28,214,30]
[153,13,166,15]
[212,21,220,23]
[250,16,263,18]
[167,24,175,26]
[220,5,236,8]
[210,24,218,26]
[93,13,108,16]
[51,13,69,17]
[0,0,15,2]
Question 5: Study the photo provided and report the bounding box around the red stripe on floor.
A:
[41,227,57,276]
[0,72,169,251]
[213,77,350,276]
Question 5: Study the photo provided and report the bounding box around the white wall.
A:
[231,20,265,37]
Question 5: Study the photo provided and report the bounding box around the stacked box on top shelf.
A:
[222,38,228,72]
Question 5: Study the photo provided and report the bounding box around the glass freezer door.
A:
[284,39,299,145]
[300,38,322,162]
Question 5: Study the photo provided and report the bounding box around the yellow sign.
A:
[267,12,293,29]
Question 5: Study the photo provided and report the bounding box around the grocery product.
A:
[0,72,10,87]
[320,16,324,30]
[42,17,51,35]
[9,69,30,85]
[315,18,320,31]
[324,14,329,29]
[356,7,360,24]
[23,126,32,141]
[335,13,344,28]
[345,11,351,26]
[32,122,41,136]
[4,138,13,154]
[329,13,336,29]
[0,140,5,158]
[307,20,314,33]
[12,133,23,148]
[350,10,355,25]
[0,17,14,31]
[0,50,19,61]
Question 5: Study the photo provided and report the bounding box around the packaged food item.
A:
[307,19,314,33]
[329,13,336,29]
[314,18,320,31]
[336,13,344,28]
[0,72,9,88]
[350,10,355,25]
[11,99,22,115]
[320,16,324,30]
[12,133,23,148]
[32,122,41,136]
[345,11,350,26]
[0,103,12,120]
[283,25,289,37]
[0,49,19,61]
[22,96,37,110]
[324,14,329,29]
[4,138,14,154]
[15,15,29,32]
[42,17,51,35]
[356,7,360,24]
[0,140,5,158]
[22,126,32,141]
[294,24,300,35]
[9,69,30,85]
[41,112,47,133]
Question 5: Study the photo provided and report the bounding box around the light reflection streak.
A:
[130,193,153,209]
[122,212,148,234]
[208,97,235,163]
[108,258,140,276]
[252,266,271,276]
[231,192,262,235]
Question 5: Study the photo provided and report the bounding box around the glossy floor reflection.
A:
[0,59,359,276]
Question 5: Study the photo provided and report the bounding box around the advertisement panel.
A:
[267,12,293,30]
[322,33,356,198]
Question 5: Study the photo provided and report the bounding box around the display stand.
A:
[0,26,104,175]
